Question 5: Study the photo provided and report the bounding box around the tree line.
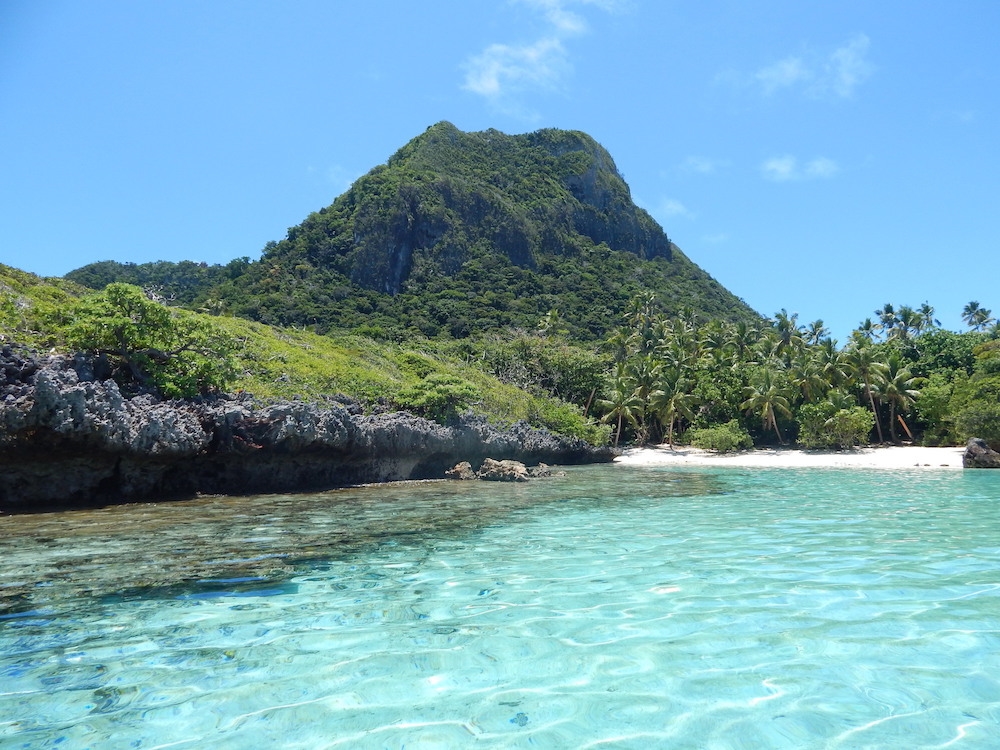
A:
[5,262,997,451]
[592,294,999,450]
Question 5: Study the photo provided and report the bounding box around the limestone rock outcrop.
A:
[477,458,531,482]
[963,437,1000,468]
[0,346,615,512]
[445,459,561,481]
[444,461,477,480]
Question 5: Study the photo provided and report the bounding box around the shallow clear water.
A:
[2,465,1000,748]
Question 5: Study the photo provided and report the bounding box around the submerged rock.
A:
[444,461,477,480]
[0,347,615,511]
[963,437,1000,468]
[444,459,563,481]
[477,458,530,482]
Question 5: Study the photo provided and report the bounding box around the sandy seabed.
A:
[615,444,966,469]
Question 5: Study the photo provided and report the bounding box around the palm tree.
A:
[962,301,983,327]
[918,302,940,331]
[789,349,827,405]
[844,336,888,444]
[649,370,699,447]
[677,305,699,329]
[804,319,830,346]
[892,305,921,342]
[741,369,793,444]
[605,325,634,363]
[962,301,995,332]
[699,320,732,367]
[854,318,879,342]
[597,365,642,448]
[660,317,698,359]
[625,292,656,326]
[753,331,782,365]
[876,353,925,444]
[625,355,662,443]
[771,309,803,362]
[815,338,849,391]
[825,388,857,411]
[658,337,696,376]
[727,320,760,363]
[875,303,898,339]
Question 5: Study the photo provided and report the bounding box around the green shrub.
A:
[526,396,610,445]
[798,402,874,449]
[65,283,237,398]
[946,344,1000,449]
[687,420,752,453]
[954,401,1000,450]
[395,373,479,423]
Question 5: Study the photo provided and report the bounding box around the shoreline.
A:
[1,348,615,512]
[614,444,965,469]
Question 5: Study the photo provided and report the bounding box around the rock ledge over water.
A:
[0,347,615,512]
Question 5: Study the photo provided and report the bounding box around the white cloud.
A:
[761,155,798,182]
[755,57,811,95]
[658,198,694,219]
[521,0,588,34]
[462,0,620,114]
[824,34,872,98]
[462,37,567,99]
[804,157,839,178]
[680,156,728,175]
[727,33,873,100]
[761,155,840,182]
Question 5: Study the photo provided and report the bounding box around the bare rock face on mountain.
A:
[963,437,1000,468]
[0,347,615,512]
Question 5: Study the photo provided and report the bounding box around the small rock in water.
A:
[444,461,477,480]
[478,458,530,482]
[509,712,529,727]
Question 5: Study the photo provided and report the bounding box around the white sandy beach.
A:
[615,444,966,469]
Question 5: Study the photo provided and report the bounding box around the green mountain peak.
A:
[68,124,757,339]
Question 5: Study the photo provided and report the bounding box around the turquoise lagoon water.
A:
[2,465,1000,748]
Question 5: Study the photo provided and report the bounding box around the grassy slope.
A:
[1,265,608,444]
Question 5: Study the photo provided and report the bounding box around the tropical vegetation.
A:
[4,258,998,452]
[5,122,998,452]
[594,294,1000,450]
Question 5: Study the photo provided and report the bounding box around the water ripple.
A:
[2,466,1000,747]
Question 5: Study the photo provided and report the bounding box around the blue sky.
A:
[2,0,997,341]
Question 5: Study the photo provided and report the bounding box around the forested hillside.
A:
[29,123,1000,452]
[1,264,608,443]
[67,122,756,340]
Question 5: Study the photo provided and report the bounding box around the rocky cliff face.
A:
[0,347,615,512]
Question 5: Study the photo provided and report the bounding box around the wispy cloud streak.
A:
[461,0,620,116]
[761,155,840,182]
[722,34,873,100]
